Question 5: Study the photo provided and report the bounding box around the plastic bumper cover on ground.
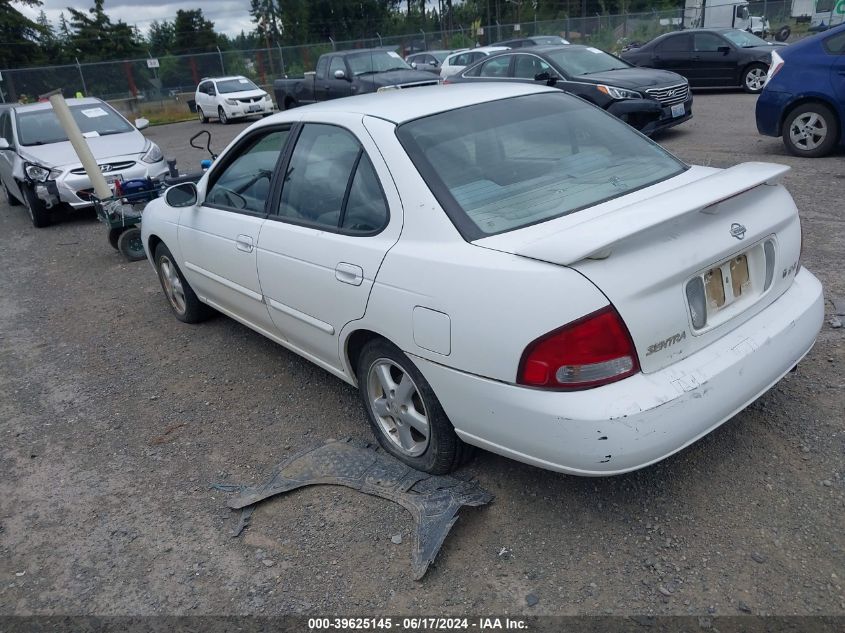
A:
[412,269,824,476]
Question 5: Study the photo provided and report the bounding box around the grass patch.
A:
[138,101,197,126]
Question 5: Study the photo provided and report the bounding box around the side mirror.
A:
[717,45,731,54]
[165,182,198,208]
[411,62,418,69]
[0,138,9,150]
[534,71,550,82]
[334,69,347,79]
[135,118,150,130]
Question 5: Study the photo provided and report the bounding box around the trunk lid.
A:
[476,162,802,373]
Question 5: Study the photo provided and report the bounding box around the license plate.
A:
[671,103,685,118]
[704,254,751,312]
[105,174,122,192]
[248,104,261,112]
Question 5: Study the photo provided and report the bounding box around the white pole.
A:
[48,93,111,200]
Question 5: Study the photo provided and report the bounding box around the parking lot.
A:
[0,91,843,617]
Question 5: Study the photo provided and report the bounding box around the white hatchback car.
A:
[142,84,823,476]
[195,76,274,125]
[439,47,510,78]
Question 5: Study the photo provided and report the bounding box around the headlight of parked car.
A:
[141,141,163,164]
[264,93,272,101]
[225,98,239,106]
[597,85,642,100]
[24,163,62,182]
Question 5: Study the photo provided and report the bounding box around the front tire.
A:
[3,182,22,206]
[21,183,51,228]
[197,106,207,124]
[742,63,767,94]
[218,107,229,125]
[356,338,470,474]
[783,102,839,158]
[153,243,214,323]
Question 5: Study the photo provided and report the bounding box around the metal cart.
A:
[93,178,161,262]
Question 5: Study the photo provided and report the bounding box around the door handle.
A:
[235,234,254,253]
[335,262,363,286]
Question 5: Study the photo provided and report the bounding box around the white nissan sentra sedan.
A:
[141,83,824,476]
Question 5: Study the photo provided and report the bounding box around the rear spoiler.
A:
[515,162,791,266]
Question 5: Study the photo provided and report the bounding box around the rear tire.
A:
[742,63,767,94]
[782,102,839,158]
[21,183,51,228]
[218,107,229,125]
[356,338,472,474]
[153,242,214,323]
[197,106,207,123]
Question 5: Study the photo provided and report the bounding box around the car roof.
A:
[268,83,558,125]
[10,97,105,113]
[411,50,452,55]
[202,75,248,82]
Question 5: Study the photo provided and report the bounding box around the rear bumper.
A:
[413,268,824,476]
[756,88,790,137]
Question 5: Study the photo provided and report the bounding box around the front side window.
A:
[206,129,289,213]
[16,103,133,146]
[479,55,511,77]
[396,92,686,239]
[329,56,346,76]
[277,124,388,234]
[694,33,727,52]
[513,54,552,79]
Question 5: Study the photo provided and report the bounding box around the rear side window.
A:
[396,92,686,239]
[277,124,388,234]
[822,31,845,54]
[657,34,691,52]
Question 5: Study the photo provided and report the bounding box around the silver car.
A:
[0,97,168,227]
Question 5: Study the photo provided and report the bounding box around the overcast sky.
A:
[19,1,259,37]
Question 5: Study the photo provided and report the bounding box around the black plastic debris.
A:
[219,439,493,580]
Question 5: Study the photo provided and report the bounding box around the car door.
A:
[0,111,20,200]
[256,114,403,371]
[651,33,693,80]
[691,32,739,86]
[177,126,291,331]
[327,56,353,99]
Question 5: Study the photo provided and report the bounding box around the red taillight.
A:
[518,306,640,390]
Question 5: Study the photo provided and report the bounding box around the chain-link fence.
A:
[0,4,832,110]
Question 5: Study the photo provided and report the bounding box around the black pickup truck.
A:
[273,48,440,110]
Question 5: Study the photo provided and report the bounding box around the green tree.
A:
[172,9,218,54]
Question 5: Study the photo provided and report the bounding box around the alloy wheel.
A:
[366,358,430,457]
[745,67,766,92]
[789,112,827,152]
[158,255,187,315]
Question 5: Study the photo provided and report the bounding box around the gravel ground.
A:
[0,92,843,617]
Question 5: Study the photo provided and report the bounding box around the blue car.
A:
[756,24,845,157]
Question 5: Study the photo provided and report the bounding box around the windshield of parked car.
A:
[347,51,411,75]
[721,29,769,47]
[397,92,686,239]
[216,78,260,93]
[15,103,134,146]
[545,47,631,76]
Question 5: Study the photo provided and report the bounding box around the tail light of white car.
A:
[765,51,785,85]
[518,306,640,390]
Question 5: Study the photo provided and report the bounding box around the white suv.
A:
[194,76,274,125]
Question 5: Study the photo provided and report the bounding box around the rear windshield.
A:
[216,78,260,93]
[16,103,133,146]
[546,47,631,75]
[396,92,686,239]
